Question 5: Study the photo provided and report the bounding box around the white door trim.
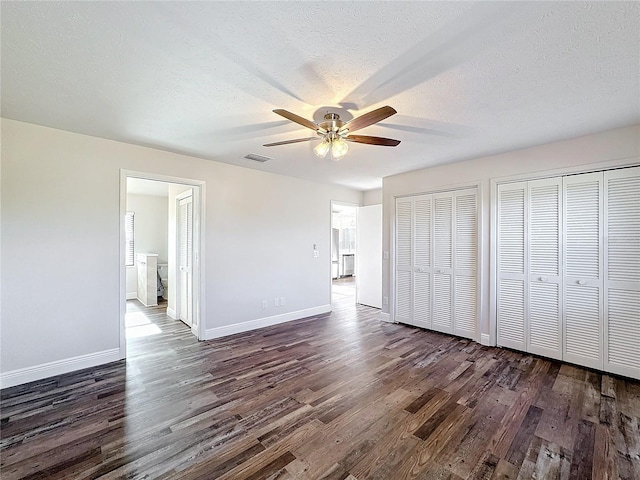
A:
[119,169,206,359]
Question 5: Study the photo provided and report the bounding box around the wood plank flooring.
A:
[2,297,640,479]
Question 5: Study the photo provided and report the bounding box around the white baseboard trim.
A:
[167,307,177,319]
[480,333,493,346]
[0,348,121,389]
[379,312,394,323]
[204,304,332,340]
[126,292,137,300]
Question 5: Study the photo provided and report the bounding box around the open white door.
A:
[177,192,193,327]
[356,205,382,308]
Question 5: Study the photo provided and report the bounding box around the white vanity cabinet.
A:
[136,253,158,306]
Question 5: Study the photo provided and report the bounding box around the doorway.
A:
[119,170,205,359]
[331,202,358,305]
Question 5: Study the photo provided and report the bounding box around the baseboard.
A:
[480,333,493,346]
[126,292,137,300]
[379,312,394,323]
[204,304,332,340]
[0,348,121,389]
[167,307,177,319]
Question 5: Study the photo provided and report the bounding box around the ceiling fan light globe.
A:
[313,139,331,158]
[330,138,349,160]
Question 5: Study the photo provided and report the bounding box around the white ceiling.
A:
[2,2,638,191]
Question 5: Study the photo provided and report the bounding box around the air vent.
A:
[244,154,272,163]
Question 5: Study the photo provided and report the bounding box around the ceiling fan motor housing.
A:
[319,113,346,140]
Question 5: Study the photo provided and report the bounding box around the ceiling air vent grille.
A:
[244,154,272,163]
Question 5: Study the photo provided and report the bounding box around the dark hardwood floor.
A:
[2,296,639,479]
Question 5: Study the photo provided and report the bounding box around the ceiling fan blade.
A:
[263,137,318,147]
[340,106,397,133]
[272,109,319,131]
[344,135,401,146]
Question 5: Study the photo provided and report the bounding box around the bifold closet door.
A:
[563,172,604,370]
[395,189,477,339]
[528,177,562,360]
[395,197,413,325]
[497,182,527,351]
[604,167,640,379]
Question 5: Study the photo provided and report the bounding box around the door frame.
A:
[330,200,360,303]
[119,169,206,359]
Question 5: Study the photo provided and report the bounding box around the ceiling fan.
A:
[263,105,401,160]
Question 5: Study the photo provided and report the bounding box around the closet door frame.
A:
[391,182,482,343]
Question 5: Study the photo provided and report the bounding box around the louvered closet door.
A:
[528,178,562,360]
[432,193,454,334]
[413,195,433,329]
[497,182,527,351]
[395,198,413,324]
[604,167,640,379]
[563,172,604,370]
[453,189,478,339]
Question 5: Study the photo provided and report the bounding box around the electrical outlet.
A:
[262,300,267,309]
[313,250,319,257]
[274,298,280,307]
[280,297,285,306]
[383,296,389,305]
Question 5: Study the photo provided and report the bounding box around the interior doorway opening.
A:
[120,171,204,359]
[331,202,358,305]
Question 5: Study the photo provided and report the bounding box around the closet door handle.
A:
[577,280,586,285]
[539,277,547,282]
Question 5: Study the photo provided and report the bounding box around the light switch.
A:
[383,251,389,260]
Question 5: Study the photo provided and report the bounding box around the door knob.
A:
[577,280,586,285]
[539,277,547,282]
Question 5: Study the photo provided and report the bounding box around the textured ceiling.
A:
[2,1,639,191]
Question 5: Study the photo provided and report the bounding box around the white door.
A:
[497,182,527,351]
[356,205,382,308]
[178,193,193,327]
[413,195,433,330]
[604,166,640,378]
[453,190,478,339]
[395,197,413,324]
[528,177,563,360]
[432,193,453,334]
[563,172,604,369]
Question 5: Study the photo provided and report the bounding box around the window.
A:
[125,211,135,266]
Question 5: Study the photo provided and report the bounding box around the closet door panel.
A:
[604,167,640,379]
[454,190,478,339]
[432,194,453,333]
[528,178,562,359]
[395,198,413,324]
[563,173,603,369]
[497,182,527,351]
[413,195,433,329]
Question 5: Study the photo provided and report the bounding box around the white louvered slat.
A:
[454,275,476,338]
[396,270,412,321]
[565,179,600,279]
[434,196,452,269]
[497,279,525,350]
[529,282,561,359]
[432,273,452,333]
[413,272,431,329]
[530,182,560,276]
[396,200,412,268]
[606,174,640,282]
[606,288,640,372]
[414,197,431,268]
[499,187,525,274]
[565,284,602,368]
[455,193,477,272]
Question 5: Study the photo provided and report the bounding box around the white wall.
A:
[125,193,169,298]
[363,188,382,206]
[1,118,362,386]
[382,124,640,341]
